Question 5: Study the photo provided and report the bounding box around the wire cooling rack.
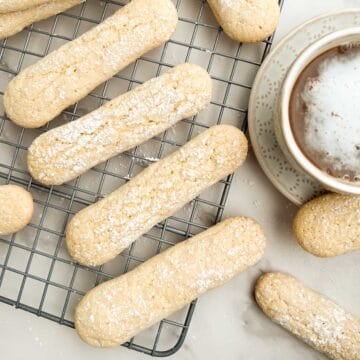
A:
[0,0,283,356]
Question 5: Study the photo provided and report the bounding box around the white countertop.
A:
[1,1,360,359]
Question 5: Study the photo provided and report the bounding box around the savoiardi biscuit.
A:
[255,272,360,360]
[27,63,212,185]
[207,0,280,43]
[75,217,266,347]
[66,125,248,266]
[4,0,178,128]
[0,0,51,13]
[293,193,360,257]
[0,0,84,40]
[0,185,34,235]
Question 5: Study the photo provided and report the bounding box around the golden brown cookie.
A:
[0,185,34,235]
[207,0,280,43]
[75,217,266,347]
[0,0,83,40]
[66,125,248,266]
[293,193,360,257]
[255,272,360,360]
[0,0,51,13]
[4,0,178,128]
[27,63,212,185]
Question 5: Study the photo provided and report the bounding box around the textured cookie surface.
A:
[0,185,34,235]
[66,124,248,266]
[293,193,360,257]
[4,0,178,128]
[28,63,212,185]
[255,273,360,360]
[207,0,280,43]
[0,0,83,40]
[0,0,50,13]
[75,217,266,347]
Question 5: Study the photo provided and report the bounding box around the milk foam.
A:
[301,49,360,178]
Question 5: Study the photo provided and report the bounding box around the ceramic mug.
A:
[275,27,360,195]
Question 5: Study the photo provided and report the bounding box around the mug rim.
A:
[280,27,360,195]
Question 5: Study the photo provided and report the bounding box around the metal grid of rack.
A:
[0,0,283,356]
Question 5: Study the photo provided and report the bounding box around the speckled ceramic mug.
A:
[275,27,360,195]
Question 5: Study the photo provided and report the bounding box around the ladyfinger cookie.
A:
[255,273,360,360]
[75,217,266,347]
[66,124,248,266]
[27,63,212,186]
[0,185,34,235]
[207,0,280,43]
[293,194,360,257]
[4,0,178,128]
[0,0,84,40]
[0,0,51,13]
